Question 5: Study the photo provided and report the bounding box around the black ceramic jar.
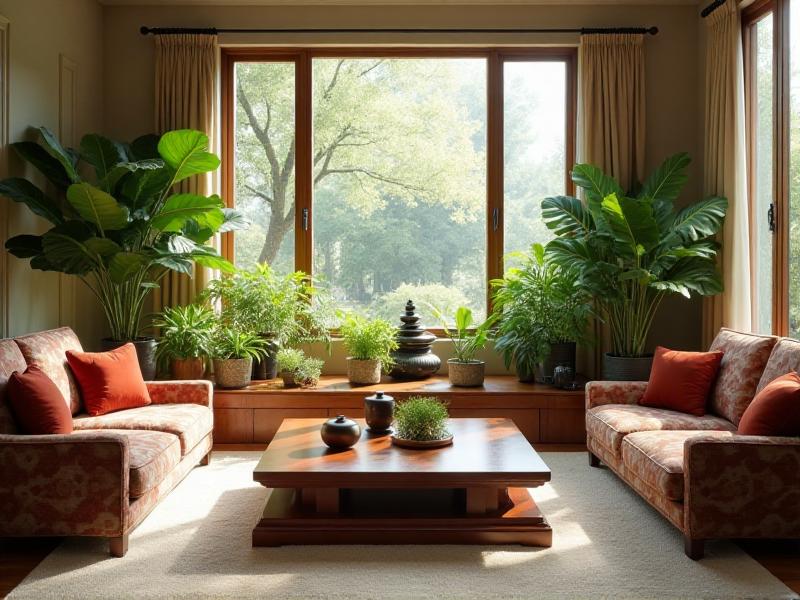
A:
[364,391,394,433]
[320,415,361,449]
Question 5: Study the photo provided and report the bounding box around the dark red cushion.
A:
[66,343,151,416]
[6,365,73,434]
[738,372,800,436]
[640,346,724,416]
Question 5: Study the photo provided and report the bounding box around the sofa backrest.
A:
[709,328,777,426]
[13,327,84,416]
[757,337,800,394]
[0,339,25,434]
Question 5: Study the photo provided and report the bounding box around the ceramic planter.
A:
[101,337,157,380]
[602,353,654,382]
[347,358,381,385]
[170,357,206,380]
[213,357,253,389]
[447,359,485,387]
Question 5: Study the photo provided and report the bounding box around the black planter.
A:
[602,352,654,381]
[101,337,157,380]
[252,336,279,380]
[538,341,577,384]
[515,359,537,383]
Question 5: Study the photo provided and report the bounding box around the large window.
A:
[223,49,575,325]
[743,0,799,337]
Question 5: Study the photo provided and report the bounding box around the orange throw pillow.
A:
[640,346,724,416]
[738,372,800,436]
[6,365,73,434]
[66,344,151,416]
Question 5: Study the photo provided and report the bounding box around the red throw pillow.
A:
[738,372,800,436]
[6,365,73,434]
[66,344,151,416]
[640,346,724,416]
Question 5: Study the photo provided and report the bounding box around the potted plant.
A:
[201,264,332,379]
[491,243,592,383]
[276,348,324,388]
[211,328,270,389]
[1,127,246,379]
[542,153,727,380]
[153,304,215,380]
[433,306,496,387]
[391,395,453,449]
[340,314,398,385]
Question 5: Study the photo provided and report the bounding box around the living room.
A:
[0,0,798,598]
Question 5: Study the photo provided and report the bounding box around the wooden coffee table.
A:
[252,417,552,546]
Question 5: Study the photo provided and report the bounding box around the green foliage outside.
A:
[369,283,469,325]
[393,396,451,442]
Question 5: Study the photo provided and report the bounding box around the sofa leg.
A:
[200,451,211,466]
[588,451,601,467]
[684,535,705,560]
[109,534,128,558]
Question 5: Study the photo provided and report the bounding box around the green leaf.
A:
[191,248,235,273]
[152,254,193,275]
[653,257,723,298]
[454,306,473,331]
[79,134,125,180]
[11,141,71,189]
[167,235,198,254]
[41,222,97,274]
[218,208,250,233]
[101,159,164,193]
[84,237,121,260]
[130,134,161,160]
[37,127,79,183]
[639,152,691,229]
[109,252,150,283]
[0,178,64,225]
[150,193,224,232]
[120,167,172,211]
[157,129,220,185]
[541,195,593,237]
[66,182,129,233]
[601,194,660,254]
[670,196,728,242]
[5,234,43,258]
[571,164,624,203]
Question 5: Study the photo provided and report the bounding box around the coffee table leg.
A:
[314,488,340,514]
[466,487,500,514]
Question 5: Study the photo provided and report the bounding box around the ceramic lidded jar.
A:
[320,415,361,449]
[364,391,394,433]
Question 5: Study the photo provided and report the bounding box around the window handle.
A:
[302,207,309,231]
[768,203,775,234]
[492,207,499,232]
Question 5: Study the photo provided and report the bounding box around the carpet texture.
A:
[10,452,798,600]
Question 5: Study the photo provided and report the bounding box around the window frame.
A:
[221,47,577,329]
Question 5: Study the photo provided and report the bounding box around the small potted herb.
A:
[277,348,324,388]
[434,306,496,387]
[154,304,216,380]
[340,314,398,385]
[211,328,270,389]
[391,396,453,449]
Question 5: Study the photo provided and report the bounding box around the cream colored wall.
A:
[0,0,104,345]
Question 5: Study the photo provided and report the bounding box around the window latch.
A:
[302,207,309,231]
[492,207,499,232]
[768,203,775,234]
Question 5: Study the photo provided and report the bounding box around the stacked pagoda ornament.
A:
[389,300,441,380]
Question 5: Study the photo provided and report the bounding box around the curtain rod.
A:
[700,0,726,18]
[140,25,659,36]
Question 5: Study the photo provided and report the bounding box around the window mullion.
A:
[295,51,313,276]
[487,51,504,314]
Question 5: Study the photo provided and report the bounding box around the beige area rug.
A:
[10,452,798,600]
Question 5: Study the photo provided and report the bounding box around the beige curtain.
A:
[702,0,751,347]
[153,33,218,312]
[578,33,646,377]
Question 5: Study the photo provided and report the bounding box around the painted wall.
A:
[0,0,105,344]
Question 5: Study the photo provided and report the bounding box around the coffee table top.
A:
[253,418,551,489]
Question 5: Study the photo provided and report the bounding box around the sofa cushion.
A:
[621,430,734,501]
[73,403,212,455]
[6,366,73,435]
[757,337,800,394]
[640,346,724,416]
[586,404,736,457]
[14,327,84,415]
[739,372,800,436]
[0,339,26,434]
[709,328,777,426]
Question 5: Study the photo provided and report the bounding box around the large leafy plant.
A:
[542,153,727,357]
[153,304,216,367]
[1,127,246,341]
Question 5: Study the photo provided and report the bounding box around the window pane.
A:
[790,1,800,337]
[233,62,296,273]
[751,15,775,334]
[503,61,567,258]
[312,58,487,322]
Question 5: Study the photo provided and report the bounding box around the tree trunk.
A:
[258,209,294,265]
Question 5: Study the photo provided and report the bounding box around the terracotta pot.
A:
[101,337,157,380]
[213,358,253,389]
[170,357,206,380]
[347,358,381,385]
[602,353,654,382]
[281,370,299,388]
[447,359,485,387]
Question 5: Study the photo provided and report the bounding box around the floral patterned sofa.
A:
[0,327,213,557]
[586,328,800,559]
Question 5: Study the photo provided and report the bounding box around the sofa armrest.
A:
[146,380,213,408]
[585,381,648,409]
[684,434,800,540]
[0,431,130,537]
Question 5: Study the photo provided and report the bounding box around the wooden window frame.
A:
[742,0,792,335]
[221,47,577,332]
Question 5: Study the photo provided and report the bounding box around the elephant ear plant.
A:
[1,127,247,351]
[541,153,727,380]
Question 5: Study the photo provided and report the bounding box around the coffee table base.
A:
[252,487,552,547]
